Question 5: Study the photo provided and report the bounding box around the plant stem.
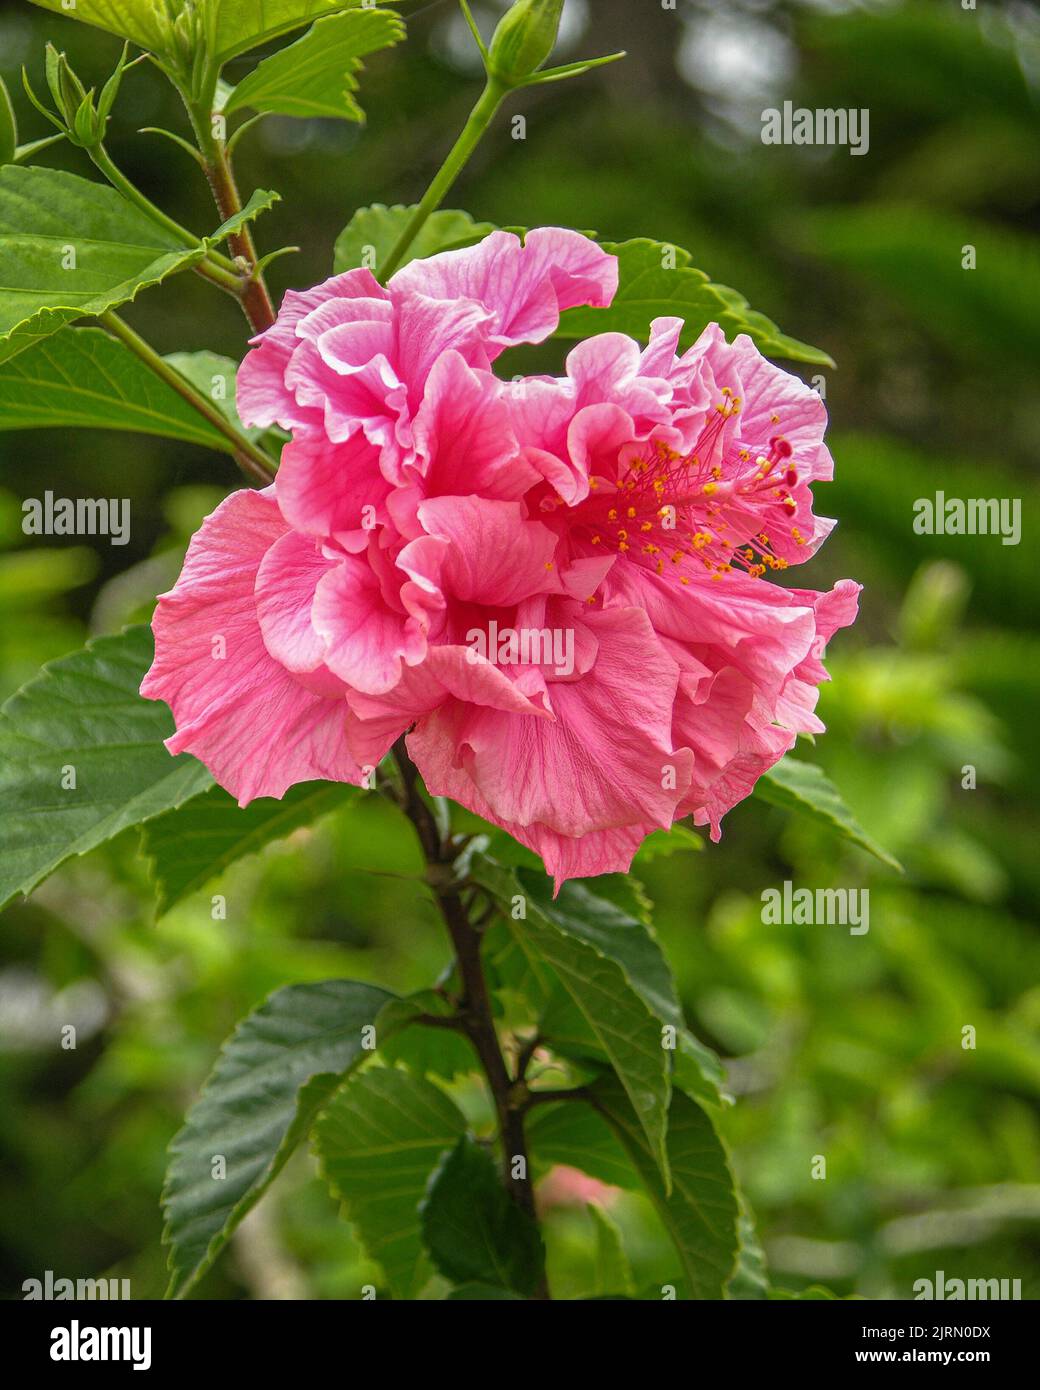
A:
[389,741,550,1298]
[99,312,278,484]
[88,144,243,296]
[187,101,276,334]
[379,75,508,281]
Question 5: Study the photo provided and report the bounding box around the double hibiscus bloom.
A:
[142,229,859,885]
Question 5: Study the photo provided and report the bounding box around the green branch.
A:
[99,312,278,484]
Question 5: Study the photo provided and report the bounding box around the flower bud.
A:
[487,0,564,85]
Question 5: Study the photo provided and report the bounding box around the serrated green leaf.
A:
[421,1136,545,1297]
[754,756,903,871]
[0,626,212,911]
[555,238,834,366]
[513,868,726,1108]
[727,1201,770,1300]
[225,9,404,122]
[517,868,682,1029]
[206,187,279,244]
[163,979,393,1298]
[214,0,397,62]
[472,858,672,1186]
[141,780,355,916]
[589,1076,740,1300]
[373,990,478,1081]
[0,328,232,448]
[0,164,207,363]
[27,0,174,54]
[333,204,497,276]
[313,1066,467,1298]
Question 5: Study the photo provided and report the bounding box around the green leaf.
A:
[0,328,233,448]
[27,0,174,54]
[0,626,212,911]
[0,164,206,364]
[633,823,704,863]
[555,238,834,367]
[373,990,478,1081]
[589,1077,740,1300]
[514,868,727,1108]
[754,756,903,871]
[163,979,393,1298]
[473,858,672,1185]
[141,780,355,917]
[527,1099,640,1190]
[727,1201,770,1300]
[0,76,16,166]
[225,9,405,122]
[517,869,682,1030]
[213,0,396,62]
[313,1066,467,1297]
[587,1203,636,1298]
[207,187,280,244]
[421,1136,545,1297]
[333,204,497,277]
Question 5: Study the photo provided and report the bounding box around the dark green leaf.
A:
[333,204,497,277]
[473,859,672,1184]
[164,979,393,1298]
[421,1136,545,1297]
[225,9,405,122]
[314,1066,466,1297]
[527,1099,640,1190]
[373,990,478,1081]
[754,756,903,870]
[0,626,212,911]
[590,1076,739,1300]
[142,780,356,916]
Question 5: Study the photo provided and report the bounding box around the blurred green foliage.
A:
[0,0,1038,1300]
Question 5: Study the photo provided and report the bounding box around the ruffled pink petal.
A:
[414,496,560,607]
[312,540,441,695]
[408,604,691,838]
[254,528,336,673]
[388,228,617,357]
[275,433,391,546]
[141,489,363,803]
[411,351,539,501]
[237,269,389,430]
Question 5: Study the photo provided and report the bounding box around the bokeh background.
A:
[1,0,1038,1300]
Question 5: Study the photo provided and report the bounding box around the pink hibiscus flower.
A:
[142,228,859,886]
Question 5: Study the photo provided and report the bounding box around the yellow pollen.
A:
[626,507,637,519]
